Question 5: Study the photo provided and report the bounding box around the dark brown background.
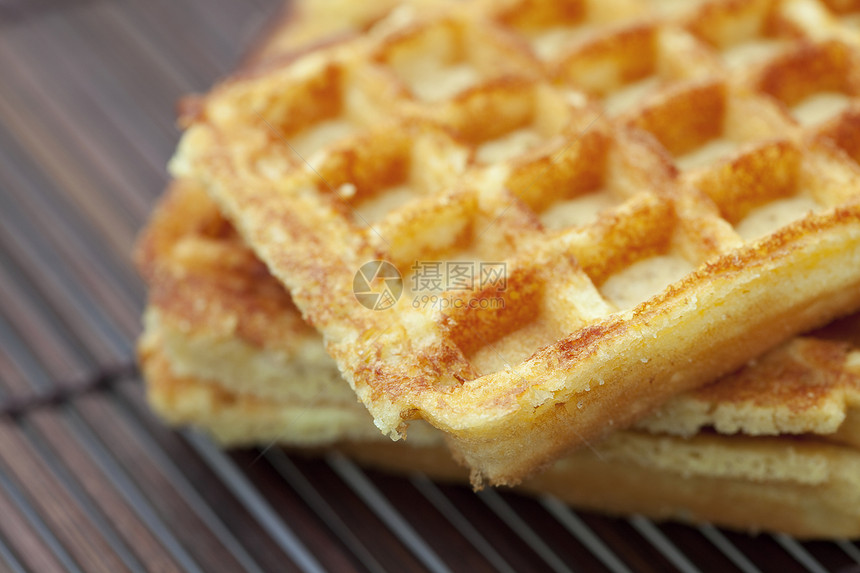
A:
[1,1,859,571]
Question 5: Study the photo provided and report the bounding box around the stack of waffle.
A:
[137,0,860,537]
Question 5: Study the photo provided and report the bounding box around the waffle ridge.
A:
[137,179,860,444]
[137,178,860,537]
[173,0,860,484]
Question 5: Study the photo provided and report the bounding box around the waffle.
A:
[171,0,860,484]
[138,179,859,433]
[140,340,860,539]
[140,342,860,540]
[243,0,433,67]
[135,182,860,537]
[137,180,860,443]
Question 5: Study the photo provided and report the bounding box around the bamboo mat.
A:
[1,1,859,572]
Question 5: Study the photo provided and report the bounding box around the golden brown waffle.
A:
[136,178,860,536]
[140,340,860,538]
[136,192,860,538]
[243,0,434,67]
[171,0,860,484]
[137,180,860,445]
[140,341,860,538]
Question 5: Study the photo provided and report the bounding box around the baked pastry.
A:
[140,336,860,539]
[136,179,860,537]
[170,0,860,484]
[137,179,860,446]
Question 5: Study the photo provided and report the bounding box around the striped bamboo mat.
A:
[1,1,859,571]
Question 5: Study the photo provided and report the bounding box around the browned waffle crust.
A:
[139,335,860,538]
[141,337,860,539]
[135,182,860,536]
[137,180,860,445]
[137,179,860,538]
[171,0,860,484]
